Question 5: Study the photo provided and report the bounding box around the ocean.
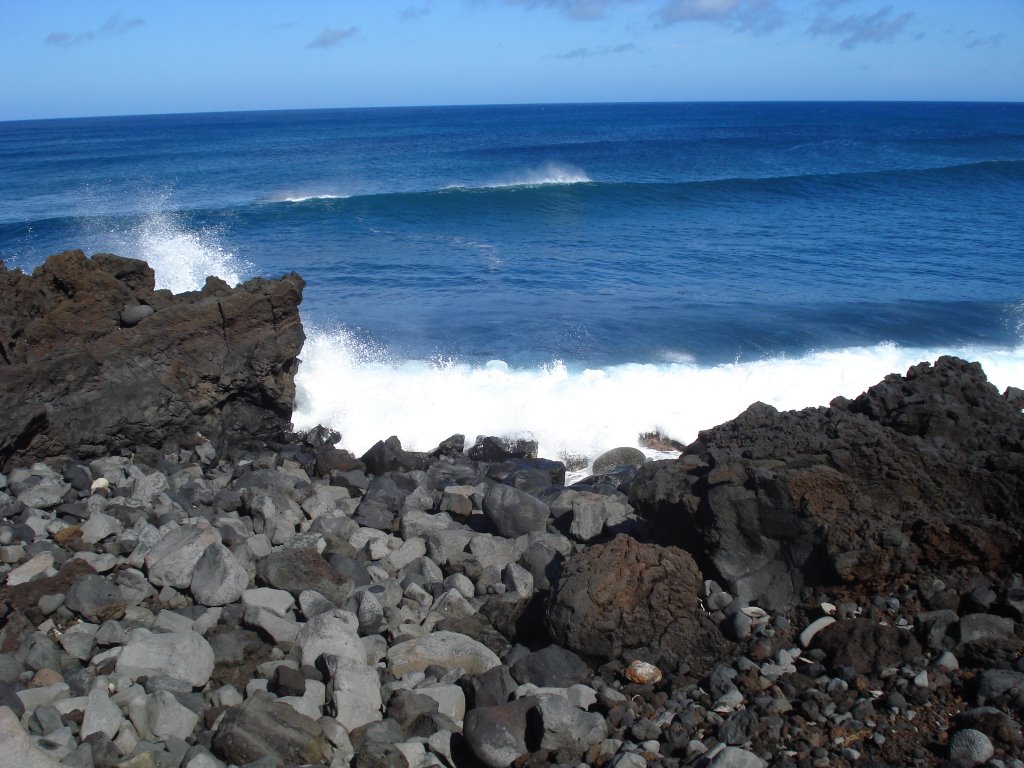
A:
[2,102,1023,465]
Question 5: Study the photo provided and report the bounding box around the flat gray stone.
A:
[0,705,64,767]
[116,629,215,688]
[387,631,501,677]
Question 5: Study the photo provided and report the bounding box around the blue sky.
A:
[2,1,1021,120]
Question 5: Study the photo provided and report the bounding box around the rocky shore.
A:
[2,253,1024,768]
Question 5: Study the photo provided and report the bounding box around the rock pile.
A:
[3,254,1024,767]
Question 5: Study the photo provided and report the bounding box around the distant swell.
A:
[256,158,1024,217]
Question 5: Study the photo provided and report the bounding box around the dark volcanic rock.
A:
[510,645,590,688]
[211,691,328,766]
[630,356,1024,610]
[545,534,726,671]
[812,618,924,674]
[0,250,304,470]
[256,547,353,604]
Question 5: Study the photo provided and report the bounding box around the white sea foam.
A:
[272,193,350,203]
[490,162,591,188]
[106,211,250,293]
[292,330,1024,466]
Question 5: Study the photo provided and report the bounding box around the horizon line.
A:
[3,98,1024,125]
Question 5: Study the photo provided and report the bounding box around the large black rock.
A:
[0,250,304,469]
[630,356,1024,610]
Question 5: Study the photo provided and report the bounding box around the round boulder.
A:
[592,447,647,474]
[545,534,725,671]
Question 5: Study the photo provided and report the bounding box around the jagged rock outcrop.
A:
[0,250,304,469]
[630,356,1024,610]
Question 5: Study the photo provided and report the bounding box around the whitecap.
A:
[292,331,1024,468]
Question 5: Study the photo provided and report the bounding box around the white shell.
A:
[623,660,663,685]
[740,606,767,618]
[821,602,837,615]
[90,477,110,491]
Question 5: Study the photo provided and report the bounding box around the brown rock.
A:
[812,618,923,674]
[631,357,1024,610]
[0,250,304,470]
[545,534,726,672]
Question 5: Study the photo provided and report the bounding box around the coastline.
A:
[3,254,1024,766]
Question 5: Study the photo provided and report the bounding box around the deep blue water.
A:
[3,102,1023,458]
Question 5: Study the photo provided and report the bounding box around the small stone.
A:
[5,552,54,586]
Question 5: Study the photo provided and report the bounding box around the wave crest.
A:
[293,330,1024,467]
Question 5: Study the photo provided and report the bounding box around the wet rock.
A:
[593,447,647,474]
[468,437,538,462]
[545,534,725,671]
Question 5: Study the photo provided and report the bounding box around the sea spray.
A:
[292,329,1024,463]
[119,211,250,293]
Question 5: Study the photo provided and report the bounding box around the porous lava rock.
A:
[630,356,1024,610]
[544,534,726,671]
[0,250,304,469]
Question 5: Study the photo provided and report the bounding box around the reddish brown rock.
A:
[630,356,1024,610]
[0,250,304,469]
[544,534,726,672]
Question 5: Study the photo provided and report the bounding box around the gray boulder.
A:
[463,697,539,768]
[482,484,549,538]
[144,523,221,589]
[116,629,215,688]
[190,543,249,607]
[592,447,647,474]
[65,574,127,623]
